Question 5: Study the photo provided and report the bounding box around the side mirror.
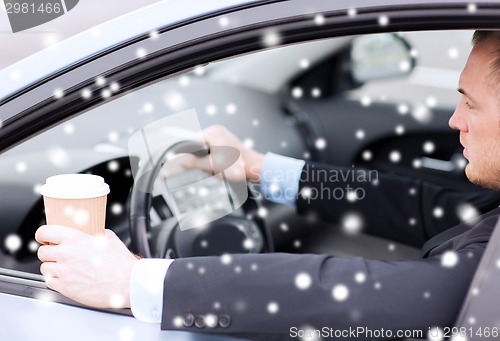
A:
[350,33,415,83]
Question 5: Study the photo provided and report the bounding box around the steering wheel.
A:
[129,140,273,258]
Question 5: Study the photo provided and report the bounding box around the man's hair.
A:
[472,30,500,91]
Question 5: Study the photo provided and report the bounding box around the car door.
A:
[1,1,500,340]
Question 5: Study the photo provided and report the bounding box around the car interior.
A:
[1,30,499,293]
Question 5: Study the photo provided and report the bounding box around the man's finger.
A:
[37,245,62,262]
[40,261,60,279]
[35,225,84,245]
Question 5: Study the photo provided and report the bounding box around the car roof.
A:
[0,0,498,101]
[0,0,260,100]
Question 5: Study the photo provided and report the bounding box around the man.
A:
[36,30,500,340]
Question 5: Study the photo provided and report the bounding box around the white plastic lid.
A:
[40,174,110,199]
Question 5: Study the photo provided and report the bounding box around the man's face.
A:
[449,40,500,190]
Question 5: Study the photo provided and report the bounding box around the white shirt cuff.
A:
[130,258,174,323]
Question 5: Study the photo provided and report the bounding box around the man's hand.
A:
[186,125,266,182]
[35,225,138,309]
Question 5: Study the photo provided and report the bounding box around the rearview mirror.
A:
[350,33,415,83]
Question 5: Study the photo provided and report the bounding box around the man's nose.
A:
[449,107,467,132]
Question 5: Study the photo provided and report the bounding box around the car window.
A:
[0,30,497,277]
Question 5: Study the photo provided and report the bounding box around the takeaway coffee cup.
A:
[40,174,110,236]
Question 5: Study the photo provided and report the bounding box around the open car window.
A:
[1,30,499,279]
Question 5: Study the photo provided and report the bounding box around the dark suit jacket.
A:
[161,163,500,340]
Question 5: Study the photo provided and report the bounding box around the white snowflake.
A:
[378,15,390,26]
[332,284,349,301]
[398,103,409,115]
[234,266,241,273]
[109,293,125,308]
[141,102,154,114]
[179,76,190,87]
[354,272,366,283]
[280,223,289,232]
[409,218,417,225]
[433,207,444,218]
[448,47,459,59]
[226,103,237,115]
[101,89,112,99]
[467,3,477,13]
[423,291,431,299]
[267,301,279,314]
[262,31,282,47]
[441,251,458,268]
[399,60,411,72]
[252,119,259,127]
[355,129,365,140]
[73,209,89,226]
[294,240,302,248]
[426,96,437,107]
[53,88,64,99]
[314,14,325,25]
[311,88,321,98]
[164,91,186,111]
[315,138,327,150]
[108,131,119,142]
[16,162,27,173]
[360,96,372,107]
[389,150,401,163]
[136,47,147,59]
[412,104,432,123]
[374,282,382,290]
[243,138,254,149]
[342,213,363,235]
[388,243,396,252]
[295,272,312,290]
[471,287,480,296]
[4,234,22,252]
[194,65,206,76]
[198,267,206,275]
[172,316,183,327]
[33,184,41,195]
[423,141,435,154]
[110,82,120,92]
[362,150,372,161]
[206,104,217,116]
[292,87,303,98]
[28,240,39,253]
[81,88,92,100]
[413,159,422,169]
[64,123,75,134]
[111,203,123,215]
[395,125,405,135]
[218,16,230,28]
[95,76,106,86]
[456,203,479,223]
[251,263,258,271]
[221,254,232,265]
[48,147,70,168]
[299,58,310,69]
[347,8,357,17]
[149,30,159,40]
[468,316,476,325]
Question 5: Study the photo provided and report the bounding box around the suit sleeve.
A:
[296,162,499,248]
[160,215,497,340]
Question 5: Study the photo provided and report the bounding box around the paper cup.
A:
[40,174,110,236]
